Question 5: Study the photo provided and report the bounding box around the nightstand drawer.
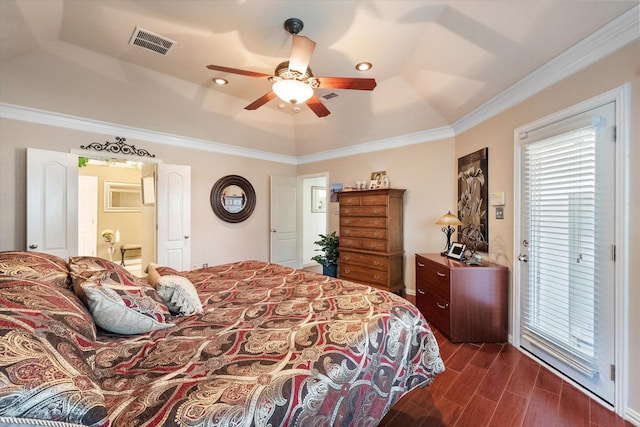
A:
[420,289,450,337]
[423,262,450,302]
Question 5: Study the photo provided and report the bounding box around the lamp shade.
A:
[272,79,313,104]
[436,211,462,226]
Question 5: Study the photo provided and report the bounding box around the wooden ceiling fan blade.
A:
[206,64,272,79]
[245,91,277,110]
[288,35,316,75]
[306,95,330,117]
[316,77,377,90]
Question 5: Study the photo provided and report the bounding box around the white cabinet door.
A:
[27,148,78,258]
[156,163,191,270]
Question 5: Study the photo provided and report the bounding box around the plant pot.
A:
[322,264,337,278]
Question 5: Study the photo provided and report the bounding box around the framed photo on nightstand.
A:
[446,242,466,260]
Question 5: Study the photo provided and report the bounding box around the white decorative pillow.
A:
[156,275,203,316]
[81,280,174,335]
[146,263,203,316]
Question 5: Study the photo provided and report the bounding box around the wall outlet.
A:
[202,263,208,268]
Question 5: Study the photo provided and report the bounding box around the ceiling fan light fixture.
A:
[272,79,313,104]
[355,62,372,71]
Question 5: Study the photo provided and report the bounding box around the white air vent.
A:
[129,27,176,56]
[322,92,340,100]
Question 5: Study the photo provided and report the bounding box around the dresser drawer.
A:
[340,251,388,271]
[340,217,387,228]
[340,263,388,286]
[339,194,362,206]
[340,206,388,217]
[340,237,388,252]
[419,289,450,336]
[360,194,388,206]
[422,260,451,303]
[341,226,387,240]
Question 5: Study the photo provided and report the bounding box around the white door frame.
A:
[512,84,630,414]
[299,172,329,267]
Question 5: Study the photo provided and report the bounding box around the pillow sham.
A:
[81,280,174,335]
[68,256,150,302]
[0,251,70,289]
[147,263,203,316]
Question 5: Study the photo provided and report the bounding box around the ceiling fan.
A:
[206,18,376,118]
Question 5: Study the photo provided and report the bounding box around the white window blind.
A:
[521,124,600,376]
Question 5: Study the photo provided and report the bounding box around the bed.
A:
[0,252,444,426]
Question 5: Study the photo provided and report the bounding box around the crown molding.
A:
[452,4,639,135]
[0,103,298,165]
[296,126,455,164]
[1,5,637,164]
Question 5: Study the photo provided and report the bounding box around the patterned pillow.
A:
[81,280,174,335]
[147,264,203,316]
[68,256,150,302]
[0,251,70,289]
[0,279,107,425]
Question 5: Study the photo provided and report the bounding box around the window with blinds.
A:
[521,124,601,376]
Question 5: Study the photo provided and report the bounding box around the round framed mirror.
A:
[210,175,256,223]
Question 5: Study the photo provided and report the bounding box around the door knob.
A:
[271,229,277,233]
[184,235,190,239]
[518,254,528,262]
[29,243,38,249]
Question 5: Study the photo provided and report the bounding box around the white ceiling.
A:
[0,0,637,157]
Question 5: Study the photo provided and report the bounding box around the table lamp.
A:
[436,211,462,255]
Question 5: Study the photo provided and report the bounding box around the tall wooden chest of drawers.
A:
[415,253,508,343]
[337,189,405,293]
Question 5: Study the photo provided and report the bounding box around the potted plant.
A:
[311,231,339,277]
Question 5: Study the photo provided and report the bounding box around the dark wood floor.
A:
[380,298,632,427]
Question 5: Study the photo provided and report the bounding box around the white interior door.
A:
[78,175,98,256]
[270,176,298,268]
[157,163,191,270]
[27,148,78,258]
[516,101,616,403]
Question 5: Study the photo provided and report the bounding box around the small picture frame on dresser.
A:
[446,242,466,260]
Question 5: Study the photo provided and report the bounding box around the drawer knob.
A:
[345,268,351,273]
[345,219,350,224]
[374,275,380,279]
[417,289,425,295]
[373,260,380,266]
[437,271,446,277]
[417,262,424,267]
[436,302,448,309]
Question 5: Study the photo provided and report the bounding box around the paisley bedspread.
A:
[0,254,444,427]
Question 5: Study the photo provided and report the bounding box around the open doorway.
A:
[300,173,328,273]
[77,157,155,277]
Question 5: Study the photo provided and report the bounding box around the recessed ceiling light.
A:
[355,62,372,71]
[213,78,228,85]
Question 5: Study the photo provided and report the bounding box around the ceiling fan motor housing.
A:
[284,18,304,35]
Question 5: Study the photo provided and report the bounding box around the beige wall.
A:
[0,119,296,267]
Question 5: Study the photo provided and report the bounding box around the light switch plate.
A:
[496,207,504,219]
